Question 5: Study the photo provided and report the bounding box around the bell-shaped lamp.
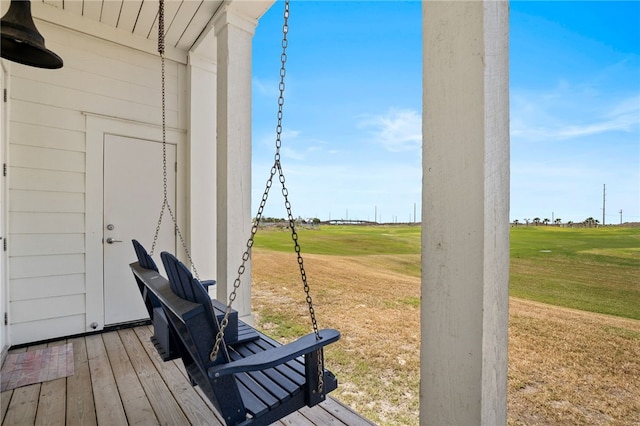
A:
[1,0,63,69]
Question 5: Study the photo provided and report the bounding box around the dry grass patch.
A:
[252,249,640,425]
[509,298,640,425]
[252,251,420,425]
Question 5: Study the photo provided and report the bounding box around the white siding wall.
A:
[7,21,187,345]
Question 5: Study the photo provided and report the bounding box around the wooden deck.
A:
[1,325,374,426]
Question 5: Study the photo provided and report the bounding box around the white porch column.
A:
[187,51,217,283]
[213,8,256,321]
[421,1,509,425]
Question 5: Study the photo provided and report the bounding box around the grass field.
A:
[255,224,639,319]
[510,226,640,319]
[250,224,640,425]
[255,224,422,256]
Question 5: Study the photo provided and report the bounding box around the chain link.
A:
[150,0,200,280]
[209,0,324,393]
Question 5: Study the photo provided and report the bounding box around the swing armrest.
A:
[208,328,340,379]
[201,279,216,289]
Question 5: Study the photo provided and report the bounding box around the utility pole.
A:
[620,209,623,225]
[602,184,606,225]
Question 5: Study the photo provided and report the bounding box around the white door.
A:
[103,134,176,325]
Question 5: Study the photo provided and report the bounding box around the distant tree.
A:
[554,218,562,226]
[584,217,597,228]
[524,218,530,226]
[567,221,573,227]
[542,218,550,226]
[533,217,541,226]
[513,219,520,227]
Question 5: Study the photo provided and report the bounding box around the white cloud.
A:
[511,89,639,142]
[554,95,639,138]
[252,77,279,98]
[258,127,333,162]
[357,108,422,152]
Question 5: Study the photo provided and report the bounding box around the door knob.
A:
[106,237,122,244]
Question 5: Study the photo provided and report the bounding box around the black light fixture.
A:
[1,0,63,69]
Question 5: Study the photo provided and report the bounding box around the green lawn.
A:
[509,225,639,319]
[254,224,421,256]
[254,224,640,320]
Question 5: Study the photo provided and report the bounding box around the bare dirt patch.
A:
[252,250,640,425]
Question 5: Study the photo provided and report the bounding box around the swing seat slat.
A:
[229,346,302,394]
[130,253,340,425]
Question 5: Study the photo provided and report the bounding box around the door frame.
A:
[0,62,9,357]
[85,114,186,332]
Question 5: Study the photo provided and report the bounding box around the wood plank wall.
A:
[7,21,187,345]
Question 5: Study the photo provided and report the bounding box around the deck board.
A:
[297,404,346,425]
[133,325,224,425]
[85,334,129,425]
[3,345,43,425]
[102,330,158,425]
[0,388,10,422]
[65,336,97,425]
[35,345,67,426]
[119,328,192,425]
[0,326,374,426]
[4,383,40,424]
[278,410,317,425]
[1,348,22,422]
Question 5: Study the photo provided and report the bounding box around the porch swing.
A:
[129,1,340,424]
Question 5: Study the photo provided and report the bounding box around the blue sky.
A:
[251,1,639,224]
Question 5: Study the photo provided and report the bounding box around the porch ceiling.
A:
[42,0,223,51]
[2,0,273,62]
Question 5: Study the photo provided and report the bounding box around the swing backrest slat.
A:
[132,239,159,271]
[160,251,228,364]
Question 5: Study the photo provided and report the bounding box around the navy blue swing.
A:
[130,1,340,424]
[129,252,339,425]
[131,239,222,360]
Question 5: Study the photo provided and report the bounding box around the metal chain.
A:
[150,0,200,280]
[210,0,324,392]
